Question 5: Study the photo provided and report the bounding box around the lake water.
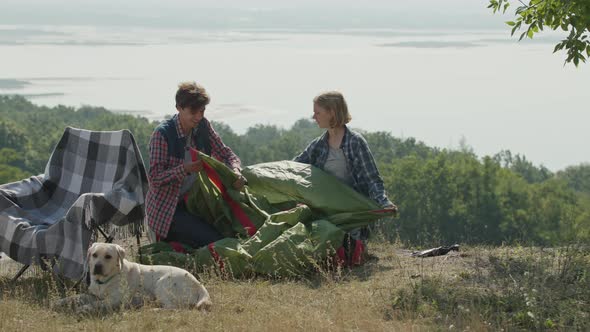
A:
[0,25,588,170]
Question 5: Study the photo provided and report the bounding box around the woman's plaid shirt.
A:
[146,115,241,238]
[293,125,392,208]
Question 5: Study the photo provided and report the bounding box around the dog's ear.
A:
[115,244,126,270]
[87,243,98,263]
[84,243,97,281]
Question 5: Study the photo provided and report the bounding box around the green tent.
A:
[140,151,395,277]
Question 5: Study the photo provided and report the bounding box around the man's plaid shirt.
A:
[294,125,392,208]
[146,115,241,238]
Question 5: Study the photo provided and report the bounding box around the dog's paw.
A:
[51,298,70,311]
[52,295,85,312]
[196,298,212,311]
[75,304,94,316]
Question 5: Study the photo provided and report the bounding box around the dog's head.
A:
[87,243,126,281]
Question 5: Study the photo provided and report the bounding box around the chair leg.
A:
[136,231,142,262]
[11,264,30,283]
[95,225,114,243]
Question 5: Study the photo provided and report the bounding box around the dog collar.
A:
[95,274,116,285]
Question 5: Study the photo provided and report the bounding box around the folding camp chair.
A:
[0,127,148,282]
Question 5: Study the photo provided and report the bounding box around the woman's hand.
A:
[385,203,398,216]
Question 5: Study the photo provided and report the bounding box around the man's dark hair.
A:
[175,81,210,110]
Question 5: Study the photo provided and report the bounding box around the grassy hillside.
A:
[1,96,589,331]
[0,242,588,331]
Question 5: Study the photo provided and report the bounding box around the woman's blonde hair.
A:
[314,91,352,128]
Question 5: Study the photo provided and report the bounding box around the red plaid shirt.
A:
[146,115,241,238]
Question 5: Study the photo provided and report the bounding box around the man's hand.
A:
[232,177,245,191]
[184,160,203,173]
[232,169,247,191]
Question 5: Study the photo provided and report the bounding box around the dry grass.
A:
[0,242,588,332]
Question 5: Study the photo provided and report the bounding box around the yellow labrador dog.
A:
[84,242,212,311]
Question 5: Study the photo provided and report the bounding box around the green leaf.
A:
[527,29,534,39]
[506,21,516,26]
[554,43,564,53]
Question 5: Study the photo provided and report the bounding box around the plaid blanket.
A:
[0,127,148,279]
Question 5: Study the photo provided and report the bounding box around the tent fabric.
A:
[141,206,345,277]
[243,160,382,215]
[184,149,269,238]
[0,127,148,279]
[141,157,395,277]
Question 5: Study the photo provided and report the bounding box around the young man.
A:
[145,81,246,247]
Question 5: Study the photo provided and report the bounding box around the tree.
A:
[0,148,28,183]
[493,150,552,183]
[0,121,27,151]
[488,0,590,66]
[557,163,590,193]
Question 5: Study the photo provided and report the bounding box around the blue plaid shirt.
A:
[294,126,392,207]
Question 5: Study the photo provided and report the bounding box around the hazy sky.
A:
[1,0,485,8]
[0,0,503,30]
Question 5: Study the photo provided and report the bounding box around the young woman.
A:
[294,91,397,262]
